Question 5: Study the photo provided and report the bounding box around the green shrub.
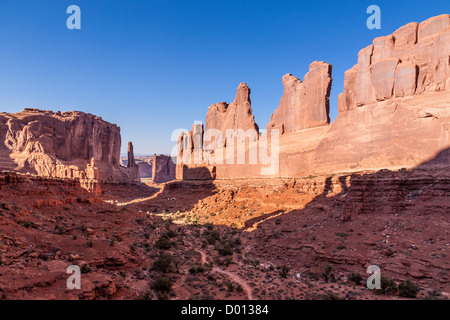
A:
[80,263,91,274]
[322,264,334,282]
[216,243,234,256]
[203,229,220,245]
[380,276,398,295]
[150,276,172,300]
[321,290,342,300]
[54,225,65,235]
[219,256,233,267]
[155,236,176,250]
[188,264,206,274]
[348,272,363,285]
[152,253,174,274]
[335,232,348,237]
[164,228,177,238]
[279,265,290,278]
[215,237,241,256]
[225,280,234,292]
[17,220,35,229]
[398,280,419,298]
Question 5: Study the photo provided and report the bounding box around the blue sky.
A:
[0,0,448,155]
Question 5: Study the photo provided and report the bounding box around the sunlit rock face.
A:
[0,109,139,183]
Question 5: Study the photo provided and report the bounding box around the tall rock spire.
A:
[127,141,136,167]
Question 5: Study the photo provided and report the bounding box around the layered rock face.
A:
[267,61,332,134]
[152,154,176,183]
[127,142,136,168]
[338,14,450,112]
[177,15,450,180]
[176,123,216,180]
[205,83,259,148]
[138,158,153,178]
[0,109,139,184]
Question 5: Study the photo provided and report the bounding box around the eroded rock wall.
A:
[152,154,176,183]
[205,83,259,149]
[267,61,332,134]
[176,15,450,180]
[0,109,139,183]
[338,14,450,112]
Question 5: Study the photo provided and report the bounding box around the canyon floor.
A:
[0,166,448,300]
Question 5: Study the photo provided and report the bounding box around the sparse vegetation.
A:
[279,265,290,278]
[80,263,91,274]
[54,225,65,235]
[152,253,174,274]
[322,264,334,283]
[398,280,419,298]
[17,220,35,229]
[188,264,207,274]
[215,237,241,256]
[155,235,176,250]
[335,232,348,237]
[348,272,363,285]
[379,276,398,295]
[150,276,172,300]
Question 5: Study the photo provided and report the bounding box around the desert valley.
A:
[0,14,449,301]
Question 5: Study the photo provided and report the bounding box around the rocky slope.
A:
[2,169,446,300]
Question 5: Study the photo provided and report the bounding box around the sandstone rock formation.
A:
[127,142,136,167]
[176,123,217,180]
[338,14,450,112]
[0,109,139,184]
[205,83,259,149]
[177,15,450,180]
[152,154,176,183]
[267,61,332,134]
[138,158,153,178]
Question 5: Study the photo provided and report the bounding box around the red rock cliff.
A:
[338,14,450,112]
[0,109,139,183]
[267,61,332,134]
[205,83,259,147]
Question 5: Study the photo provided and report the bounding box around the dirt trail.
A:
[106,186,165,206]
[245,211,285,232]
[196,249,255,300]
